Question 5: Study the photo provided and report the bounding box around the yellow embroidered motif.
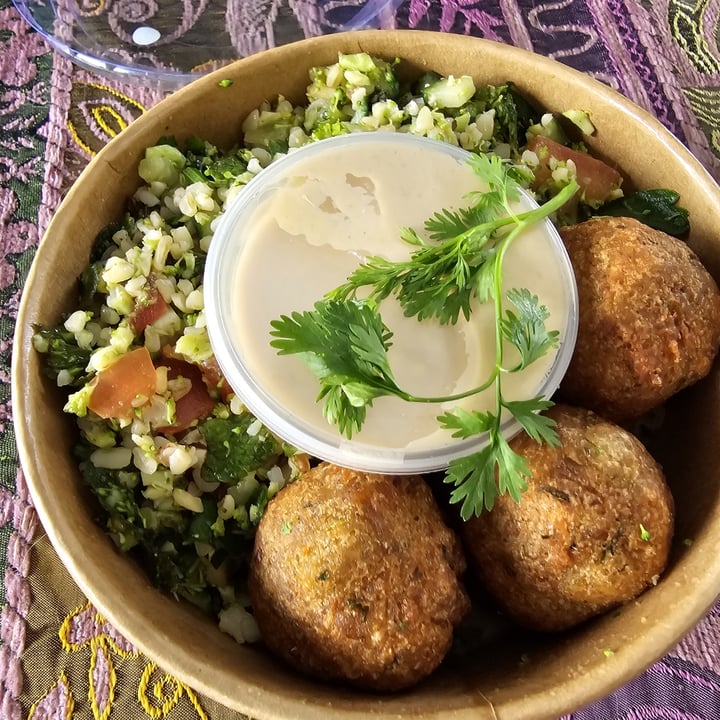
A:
[91,105,129,140]
[682,86,720,157]
[75,0,107,15]
[47,603,209,719]
[668,0,720,74]
[88,640,117,720]
[68,82,146,156]
[138,662,209,720]
[58,602,138,720]
[60,602,137,658]
[28,673,75,720]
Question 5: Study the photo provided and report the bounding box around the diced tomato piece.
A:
[88,347,157,419]
[129,286,169,334]
[527,135,623,205]
[156,358,216,434]
[200,356,234,402]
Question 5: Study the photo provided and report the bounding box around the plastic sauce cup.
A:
[205,133,578,474]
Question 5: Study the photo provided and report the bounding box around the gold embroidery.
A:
[668,0,720,74]
[682,86,720,156]
[88,641,116,720]
[59,602,91,651]
[91,105,130,139]
[28,673,75,719]
[138,662,210,720]
[56,602,140,718]
[76,0,107,16]
[51,604,209,718]
[68,82,146,156]
[59,602,136,658]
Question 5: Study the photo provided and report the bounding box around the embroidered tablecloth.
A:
[3,1,720,718]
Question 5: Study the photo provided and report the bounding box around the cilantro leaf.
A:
[443,421,531,518]
[494,432,530,499]
[501,288,559,370]
[424,196,500,241]
[466,152,523,204]
[502,398,560,445]
[445,443,500,516]
[438,400,551,518]
[318,385,369,437]
[442,427,531,518]
[270,300,404,437]
[472,247,498,303]
[437,406,495,437]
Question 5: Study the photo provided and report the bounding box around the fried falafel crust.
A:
[463,405,674,632]
[559,216,720,423]
[249,463,470,691]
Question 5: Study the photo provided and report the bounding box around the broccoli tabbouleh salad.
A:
[34,53,690,644]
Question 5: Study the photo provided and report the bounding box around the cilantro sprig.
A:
[330,157,541,324]
[270,154,578,519]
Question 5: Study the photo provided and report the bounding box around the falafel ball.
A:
[462,404,673,632]
[249,463,470,691]
[559,216,720,423]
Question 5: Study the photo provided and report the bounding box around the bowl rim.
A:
[12,29,720,720]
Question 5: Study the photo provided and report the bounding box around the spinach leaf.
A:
[595,189,690,237]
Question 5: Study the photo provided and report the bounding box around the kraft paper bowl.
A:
[13,30,720,720]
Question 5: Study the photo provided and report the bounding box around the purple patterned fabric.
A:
[3,1,720,719]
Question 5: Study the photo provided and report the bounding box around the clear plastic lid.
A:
[12,0,404,89]
[205,133,579,475]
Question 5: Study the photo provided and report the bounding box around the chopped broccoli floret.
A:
[145,542,212,611]
[242,106,300,150]
[204,156,248,183]
[311,120,349,141]
[337,53,400,100]
[469,83,539,151]
[304,53,401,138]
[199,414,282,485]
[79,456,142,525]
[32,325,93,387]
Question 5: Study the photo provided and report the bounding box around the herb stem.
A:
[389,376,497,404]
[380,180,578,407]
